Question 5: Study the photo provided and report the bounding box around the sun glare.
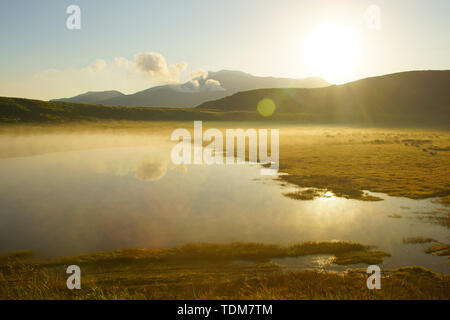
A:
[305,24,361,84]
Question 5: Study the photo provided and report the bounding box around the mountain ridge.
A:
[53,90,125,104]
[196,70,450,126]
[52,70,329,108]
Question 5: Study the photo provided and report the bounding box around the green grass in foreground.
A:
[1,241,448,300]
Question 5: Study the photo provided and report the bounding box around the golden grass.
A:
[283,188,320,200]
[276,127,450,202]
[425,244,450,257]
[333,251,391,265]
[441,195,450,206]
[38,241,385,266]
[0,242,447,300]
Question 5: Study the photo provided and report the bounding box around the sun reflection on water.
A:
[320,191,336,201]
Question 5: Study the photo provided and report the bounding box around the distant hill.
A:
[0,96,264,123]
[53,90,125,104]
[204,70,329,92]
[52,70,329,108]
[197,70,450,126]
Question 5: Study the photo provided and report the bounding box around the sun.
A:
[305,24,361,84]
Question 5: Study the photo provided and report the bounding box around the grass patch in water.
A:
[283,189,321,200]
[403,237,437,244]
[333,251,391,265]
[43,241,383,266]
[425,244,450,257]
[360,194,383,201]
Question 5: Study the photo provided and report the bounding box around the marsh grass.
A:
[425,244,450,257]
[413,208,450,229]
[42,241,383,266]
[0,243,447,300]
[441,196,450,206]
[283,188,321,200]
[388,214,403,219]
[333,251,391,265]
[276,127,450,203]
[403,237,437,244]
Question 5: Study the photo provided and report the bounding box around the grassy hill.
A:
[0,96,263,123]
[0,96,338,124]
[198,70,450,127]
[53,90,125,104]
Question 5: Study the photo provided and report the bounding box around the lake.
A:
[0,133,448,273]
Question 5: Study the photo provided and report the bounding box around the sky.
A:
[0,0,449,100]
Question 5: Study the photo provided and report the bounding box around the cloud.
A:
[0,51,207,100]
[114,56,134,71]
[174,76,225,93]
[171,62,188,74]
[135,52,169,77]
[184,79,200,90]
[205,78,225,91]
[87,59,107,72]
[183,69,225,91]
[190,69,208,80]
[0,57,162,100]
[116,52,187,83]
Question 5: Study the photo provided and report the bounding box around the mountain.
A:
[197,70,450,126]
[53,90,125,104]
[52,70,329,108]
[203,70,329,92]
[95,85,229,108]
[5,70,447,127]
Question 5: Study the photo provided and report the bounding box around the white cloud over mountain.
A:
[0,52,224,100]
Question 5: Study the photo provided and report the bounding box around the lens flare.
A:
[257,98,276,117]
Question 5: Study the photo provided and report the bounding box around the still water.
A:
[0,137,448,273]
